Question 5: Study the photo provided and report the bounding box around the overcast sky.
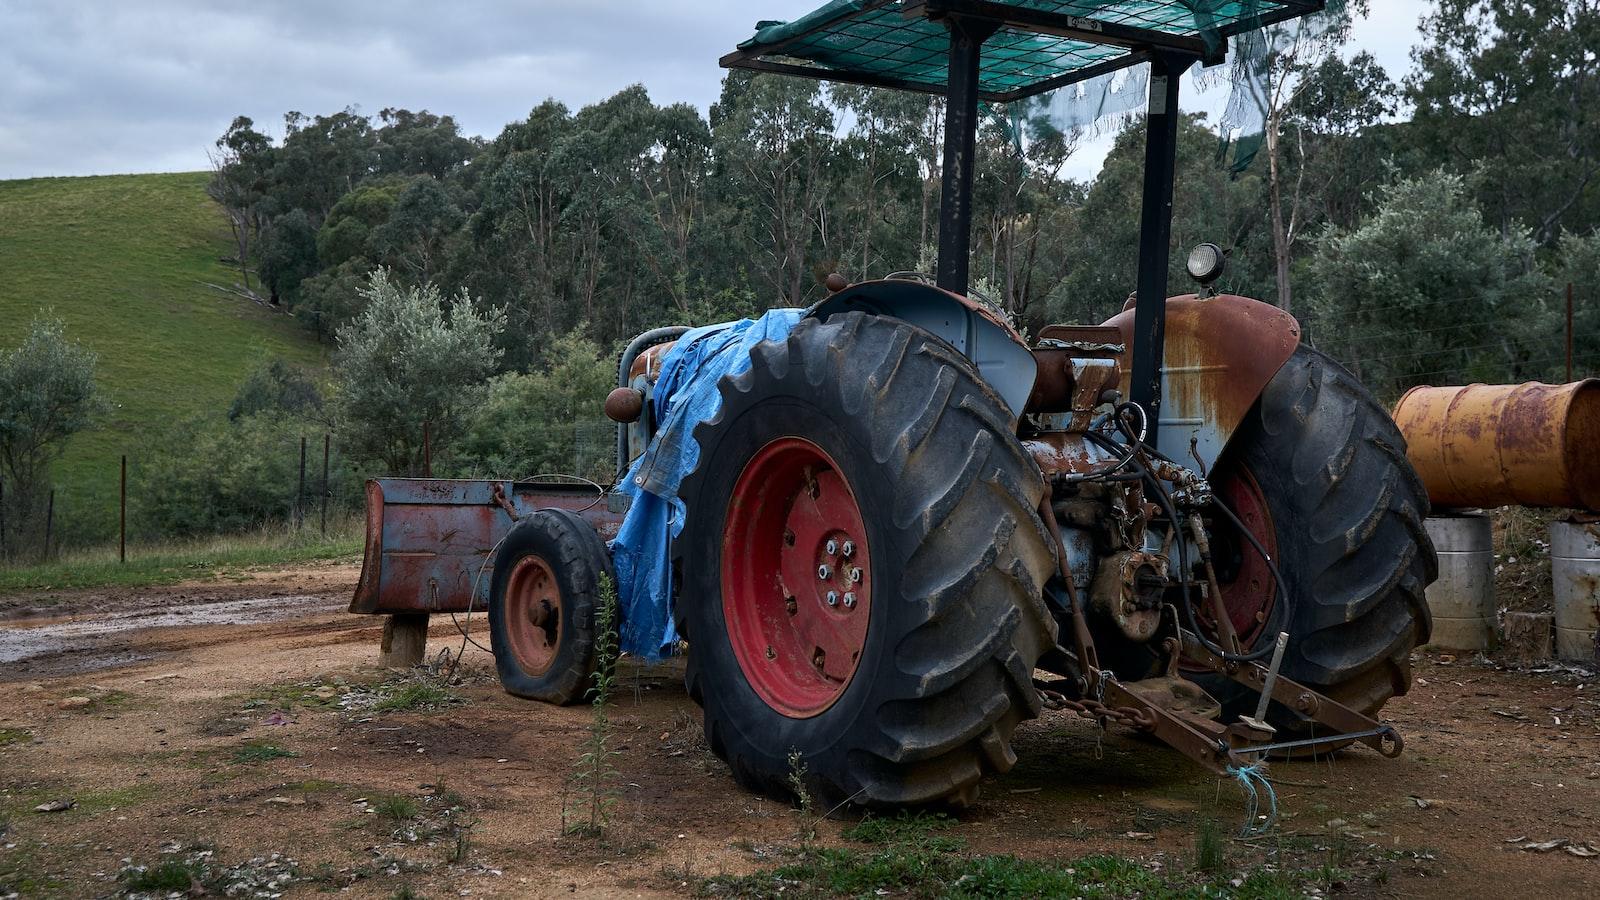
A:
[0,1,1434,183]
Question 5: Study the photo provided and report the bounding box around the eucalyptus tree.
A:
[333,271,505,476]
[0,317,105,560]
[1407,0,1600,243]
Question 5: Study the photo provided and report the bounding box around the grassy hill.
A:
[0,173,327,545]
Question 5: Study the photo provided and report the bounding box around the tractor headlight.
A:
[1186,242,1227,286]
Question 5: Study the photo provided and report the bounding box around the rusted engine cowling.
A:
[1393,380,1600,510]
[1025,325,1123,423]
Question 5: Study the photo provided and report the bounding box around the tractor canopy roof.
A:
[723,0,1323,102]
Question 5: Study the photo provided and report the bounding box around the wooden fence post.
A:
[296,436,307,529]
[120,455,127,564]
[44,489,55,561]
[320,434,330,536]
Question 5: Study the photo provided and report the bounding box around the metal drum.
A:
[1551,521,1600,662]
[1422,513,1495,651]
[1393,380,1600,511]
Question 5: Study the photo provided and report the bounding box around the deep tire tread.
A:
[680,312,1056,809]
[1202,346,1435,735]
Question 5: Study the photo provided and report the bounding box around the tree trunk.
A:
[1501,611,1553,665]
[1267,124,1293,314]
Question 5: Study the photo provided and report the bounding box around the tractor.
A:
[352,0,1435,810]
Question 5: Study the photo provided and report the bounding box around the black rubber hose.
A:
[1082,425,1278,663]
[1139,453,1277,664]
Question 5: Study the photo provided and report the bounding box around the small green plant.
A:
[371,677,460,713]
[444,819,476,864]
[373,794,419,821]
[120,858,204,892]
[1193,819,1226,873]
[564,573,621,838]
[389,886,426,900]
[787,748,817,843]
[0,727,29,748]
[845,810,957,847]
[231,741,299,764]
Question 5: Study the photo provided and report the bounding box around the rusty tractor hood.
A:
[1103,293,1302,471]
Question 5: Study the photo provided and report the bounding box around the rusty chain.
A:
[1037,687,1157,731]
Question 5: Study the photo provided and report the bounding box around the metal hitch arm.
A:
[1179,629,1405,759]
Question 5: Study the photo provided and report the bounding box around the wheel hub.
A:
[1210,464,1278,647]
[504,555,562,676]
[722,437,872,718]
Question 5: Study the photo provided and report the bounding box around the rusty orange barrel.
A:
[1393,380,1600,511]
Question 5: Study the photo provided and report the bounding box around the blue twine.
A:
[1226,764,1278,837]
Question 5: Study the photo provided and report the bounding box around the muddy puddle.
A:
[0,594,340,672]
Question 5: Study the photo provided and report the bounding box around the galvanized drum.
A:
[1551,521,1600,662]
[1422,513,1495,651]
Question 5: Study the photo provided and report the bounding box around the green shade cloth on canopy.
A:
[726,0,1321,102]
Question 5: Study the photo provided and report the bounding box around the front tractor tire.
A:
[678,312,1058,809]
[1201,346,1436,742]
[488,509,612,705]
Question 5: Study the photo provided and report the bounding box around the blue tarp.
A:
[610,308,806,660]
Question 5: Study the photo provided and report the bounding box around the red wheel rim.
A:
[1209,464,1278,648]
[504,555,562,676]
[722,437,872,719]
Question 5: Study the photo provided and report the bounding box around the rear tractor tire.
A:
[488,509,613,705]
[1199,346,1436,744]
[678,312,1058,809]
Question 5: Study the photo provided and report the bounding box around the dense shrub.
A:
[456,330,615,482]
[132,412,361,539]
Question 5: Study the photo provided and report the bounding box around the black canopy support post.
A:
[935,15,999,296]
[1129,51,1198,445]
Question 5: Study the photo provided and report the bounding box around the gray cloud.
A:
[0,1,1425,181]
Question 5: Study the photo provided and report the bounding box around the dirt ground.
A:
[2,564,1598,898]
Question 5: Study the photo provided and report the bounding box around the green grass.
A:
[0,728,29,748]
[370,678,462,714]
[231,741,299,764]
[0,518,360,595]
[704,814,1351,900]
[702,846,1335,900]
[1193,819,1227,874]
[1,837,66,897]
[0,783,156,824]
[0,173,328,544]
[238,677,350,712]
[373,795,419,822]
[121,858,203,892]
[844,812,958,846]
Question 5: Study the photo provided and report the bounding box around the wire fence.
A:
[0,418,626,566]
[0,432,360,566]
[1301,282,1596,399]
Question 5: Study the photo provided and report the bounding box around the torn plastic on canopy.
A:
[999,1,1352,173]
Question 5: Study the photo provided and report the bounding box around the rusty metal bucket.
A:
[1393,380,1600,511]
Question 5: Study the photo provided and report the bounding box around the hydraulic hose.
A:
[1080,418,1282,663]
